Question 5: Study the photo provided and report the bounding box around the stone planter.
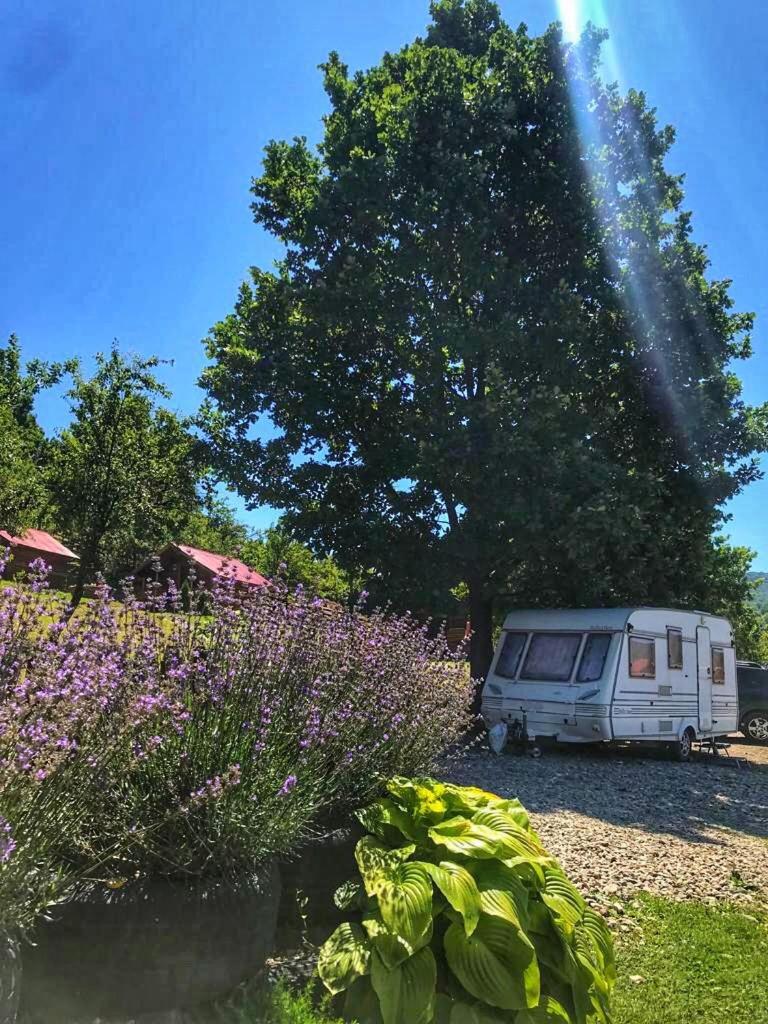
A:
[0,932,21,1024]
[278,820,363,945]
[20,862,280,1023]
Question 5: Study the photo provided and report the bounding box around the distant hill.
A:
[748,571,768,611]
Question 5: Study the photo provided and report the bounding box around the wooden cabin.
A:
[134,542,268,598]
[0,529,79,588]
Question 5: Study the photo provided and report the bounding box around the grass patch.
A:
[218,898,768,1024]
[213,980,342,1024]
[614,895,768,1024]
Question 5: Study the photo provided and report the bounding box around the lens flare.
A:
[555,1,696,454]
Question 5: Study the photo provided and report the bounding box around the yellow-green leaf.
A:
[419,860,481,935]
[376,861,433,950]
[516,996,572,1022]
[355,835,416,896]
[370,946,436,1024]
[443,915,540,1010]
[427,818,505,859]
[317,922,371,995]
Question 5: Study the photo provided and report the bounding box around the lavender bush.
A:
[0,560,474,917]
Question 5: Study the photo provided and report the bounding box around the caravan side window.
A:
[667,628,683,670]
[495,632,527,679]
[577,634,612,682]
[629,636,656,678]
[712,648,726,685]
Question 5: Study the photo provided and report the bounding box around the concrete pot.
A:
[278,821,363,944]
[20,862,280,1023]
[0,933,20,1024]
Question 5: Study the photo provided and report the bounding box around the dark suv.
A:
[737,661,768,742]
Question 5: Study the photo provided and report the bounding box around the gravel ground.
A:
[447,736,768,910]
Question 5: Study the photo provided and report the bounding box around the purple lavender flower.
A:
[0,817,16,863]
[278,774,297,797]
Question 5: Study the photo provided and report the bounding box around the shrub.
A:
[0,562,474,907]
[318,777,615,1024]
[217,980,343,1024]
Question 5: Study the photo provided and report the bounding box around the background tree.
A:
[242,526,359,603]
[679,538,768,662]
[201,0,767,682]
[0,336,72,535]
[179,495,252,556]
[52,347,199,606]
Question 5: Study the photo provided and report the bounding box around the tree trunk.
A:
[67,555,91,616]
[468,582,494,712]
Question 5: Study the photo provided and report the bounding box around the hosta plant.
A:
[318,778,614,1024]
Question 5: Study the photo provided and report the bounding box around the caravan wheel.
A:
[671,727,695,762]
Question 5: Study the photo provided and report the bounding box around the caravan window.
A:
[495,632,527,679]
[520,633,581,682]
[629,636,656,678]
[667,628,683,670]
[712,648,726,685]
[577,634,611,682]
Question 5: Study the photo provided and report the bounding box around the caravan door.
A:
[697,625,713,732]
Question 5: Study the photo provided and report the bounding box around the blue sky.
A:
[1,0,766,564]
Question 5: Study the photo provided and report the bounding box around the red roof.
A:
[0,529,79,560]
[175,544,268,587]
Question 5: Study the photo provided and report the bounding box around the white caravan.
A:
[481,608,739,760]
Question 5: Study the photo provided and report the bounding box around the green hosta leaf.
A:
[503,856,548,888]
[363,907,433,969]
[528,923,569,980]
[471,809,549,859]
[387,777,450,824]
[357,798,424,843]
[580,908,616,979]
[370,947,436,1024]
[363,909,413,969]
[443,915,540,1010]
[479,887,527,927]
[541,869,586,937]
[334,879,365,911]
[376,861,433,951]
[572,983,611,1024]
[571,926,611,997]
[441,787,532,829]
[516,996,572,1022]
[448,1001,515,1023]
[428,818,506,859]
[434,992,453,1024]
[355,836,416,896]
[419,860,481,936]
[471,860,531,927]
[488,799,531,832]
[344,976,383,1024]
[317,922,371,995]
[441,784,506,814]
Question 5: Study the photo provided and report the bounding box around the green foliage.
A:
[180,496,252,557]
[0,335,71,535]
[318,777,614,1024]
[216,980,345,1024]
[50,345,200,599]
[749,571,768,613]
[243,527,360,604]
[684,538,768,661]
[201,0,768,679]
[613,896,768,1024]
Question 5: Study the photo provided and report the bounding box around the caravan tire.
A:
[671,728,695,762]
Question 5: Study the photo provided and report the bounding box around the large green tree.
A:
[0,336,71,535]
[52,347,199,606]
[201,0,767,682]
